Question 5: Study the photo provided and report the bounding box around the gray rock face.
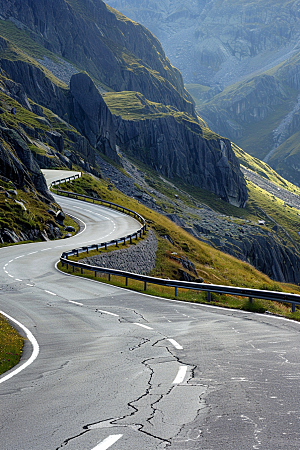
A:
[116,116,248,207]
[199,74,289,142]
[69,73,119,163]
[0,0,194,115]
[0,58,68,118]
[0,225,62,244]
[0,126,52,200]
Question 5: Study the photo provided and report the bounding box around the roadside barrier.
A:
[52,175,300,313]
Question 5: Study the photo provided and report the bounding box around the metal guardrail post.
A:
[292,303,295,313]
[249,296,253,304]
[207,291,211,302]
[175,286,178,297]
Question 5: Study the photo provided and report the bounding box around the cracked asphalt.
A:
[1,173,300,449]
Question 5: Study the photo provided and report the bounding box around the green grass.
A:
[0,20,54,60]
[0,25,67,89]
[0,315,23,376]
[103,90,200,127]
[58,262,300,320]
[54,174,300,294]
[0,181,79,246]
[232,143,300,192]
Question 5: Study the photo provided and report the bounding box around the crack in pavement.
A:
[55,320,206,448]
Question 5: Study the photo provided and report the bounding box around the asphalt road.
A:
[0,172,300,450]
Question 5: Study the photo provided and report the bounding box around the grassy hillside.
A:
[55,173,300,291]
[55,174,300,320]
[232,143,300,194]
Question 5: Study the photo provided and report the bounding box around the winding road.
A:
[0,171,300,450]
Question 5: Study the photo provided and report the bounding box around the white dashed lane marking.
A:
[173,366,188,384]
[69,300,83,306]
[133,323,153,330]
[168,338,183,350]
[91,434,123,450]
[97,309,119,317]
[44,290,56,296]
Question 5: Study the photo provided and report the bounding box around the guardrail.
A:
[50,172,81,187]
[53,176,300,313]
[60,257,300,312]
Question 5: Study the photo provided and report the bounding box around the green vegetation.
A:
[233,143,300,195]
[185,83,210,108]
[59,261,300,317]
[0,178,78,246]
[0,20,53,60]
[0,314,23,376]
[103,90,199,127]
[54,174,300,302]
[0,25,67,89]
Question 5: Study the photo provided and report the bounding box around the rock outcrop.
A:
[0,125,52,201]
[69,73,119,163]
[116,115,248,207]
[0,0,194,115]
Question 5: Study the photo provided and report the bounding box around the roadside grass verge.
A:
[57,262,300,320]
[0,315,23,376]
[54,173,300,320]
[53,175,300,292]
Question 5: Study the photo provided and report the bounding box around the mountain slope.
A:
[0,0,248,207]
[105,0,300,184]
[0,0,194,115]
[2,0,300,284]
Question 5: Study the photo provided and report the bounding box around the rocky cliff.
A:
[115,114,248,207]
[0,0,194,115]
[105,0,300,185]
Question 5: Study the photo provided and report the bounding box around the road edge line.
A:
[0,311,39,384]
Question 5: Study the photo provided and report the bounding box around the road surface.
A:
[0,171,300,450]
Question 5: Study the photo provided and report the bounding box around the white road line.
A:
[7,274,14,278]
[26,284,34,287]
[15,279,22,282]
[44,290,56,296]
[168,338,183,350]
[40,248,51,251]
[97,309,119,317]
[91,434,123,450]
[133,322,153,330]
[173,365,188,384]
[14,255,24,259]
[69,300,83,306]
[0,311,39,384]
[27,251,37,255]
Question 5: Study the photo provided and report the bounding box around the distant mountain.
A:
[105,0,300,184]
